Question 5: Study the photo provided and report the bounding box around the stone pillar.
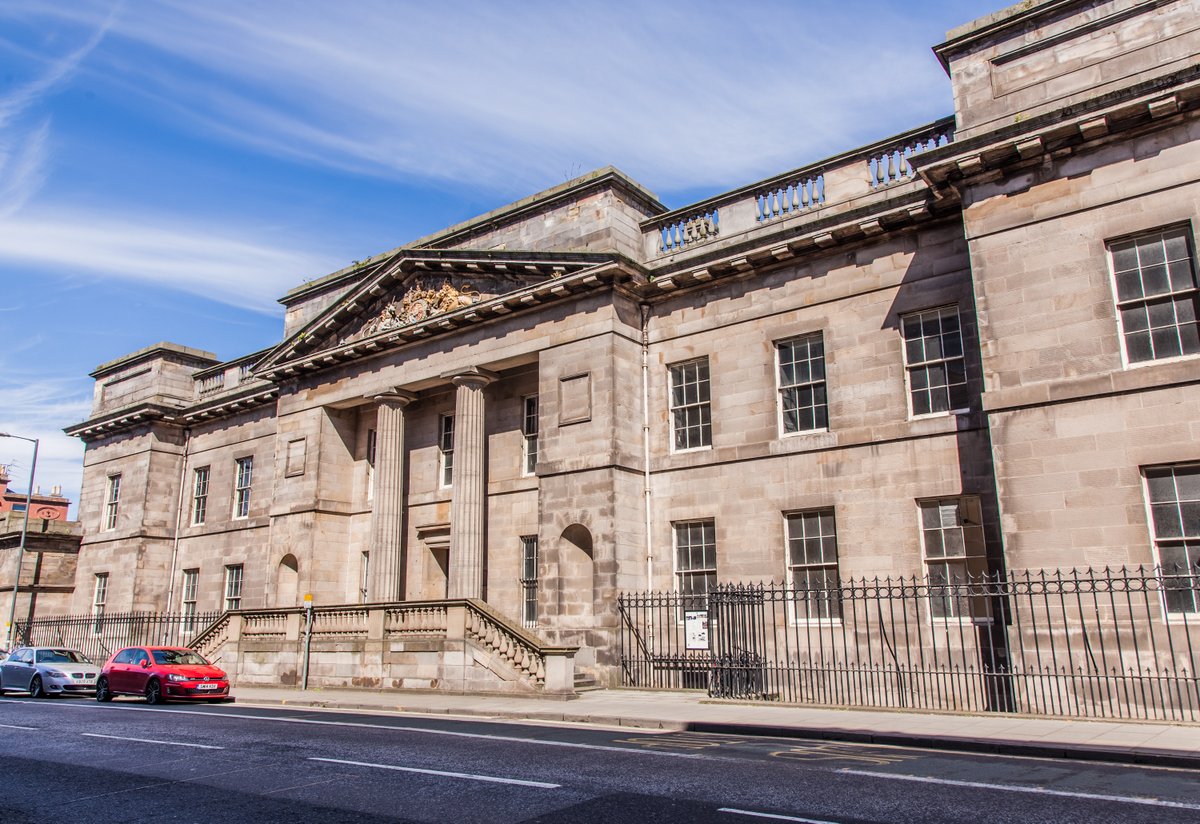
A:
[447,367,497,599]
[367,389,417,602]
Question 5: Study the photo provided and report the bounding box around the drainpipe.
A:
[640,304,654,590]
[164,428,191,639]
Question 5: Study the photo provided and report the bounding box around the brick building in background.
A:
[59,0,1200,691]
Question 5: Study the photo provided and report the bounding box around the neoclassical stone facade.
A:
[65,0,1200,679]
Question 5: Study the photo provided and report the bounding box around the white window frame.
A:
[674,519,717,615]
[359,550,370,603]
[191,466,209,526]
[1108,225,1200,368]
[365,428,377,502]
[181,568,199,634]
[776,333,828,437]
[520,535,539,627]
[224,564,244,611]
[92,572,108,632]
[438,414,454,488]
[522,395,539,476]
[901,306,969,419]
[103,474,121,531]
[668,358,712,452]
[1141,463,1200,621]
[918,497,989,623]
[233,457,253,519]
[785,509,841,624]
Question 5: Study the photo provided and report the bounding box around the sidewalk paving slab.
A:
[228,685,1200,770]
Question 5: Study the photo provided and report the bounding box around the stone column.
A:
[367,389,416,602]
[447,367,497,599]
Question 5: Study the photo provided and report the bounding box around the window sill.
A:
[909,409,971,422]
[671,445,713,455]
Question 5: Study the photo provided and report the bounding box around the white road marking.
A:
[719,808,842,823]
[58,703,706,760]
[0,722,37,730]
[81,732,223,750]
[310,756,560,788]
[841,769,1200,811]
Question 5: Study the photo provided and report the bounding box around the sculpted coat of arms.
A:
[356,281,480,339]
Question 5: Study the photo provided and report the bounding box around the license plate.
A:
[195,683,219,691]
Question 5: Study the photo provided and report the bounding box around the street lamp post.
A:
[1,433,38,650]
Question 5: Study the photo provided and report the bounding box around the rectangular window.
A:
[104,474,121,531]
[233,457,253,519]
[366,428,377,501]
[359,551,370,603]
[520,536,539,626]
[675,520,717,609]
[1144,464,1200,615]
[522,396,539,475]
[224,564,244,611]
[439,414,455,488]
[919,497,986,620]
[777,334,828,434]
[669,358,712,451]
[1110,227,1200,363]
[92,572,108,632]
[786,510,841,620]
[181,568,199,634]
[902,307,968,417]
[191,466,209,525]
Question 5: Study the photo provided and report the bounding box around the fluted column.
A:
[367,389,416,602]
[447,367,497,599]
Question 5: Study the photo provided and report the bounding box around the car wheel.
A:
[144,678,164,705]
[29,675,45,699]
[95,677,112,702]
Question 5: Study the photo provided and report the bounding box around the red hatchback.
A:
[96,646,231,704]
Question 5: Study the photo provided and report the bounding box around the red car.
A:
[96,646,231,704]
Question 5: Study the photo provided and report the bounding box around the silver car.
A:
[0,647,101,697]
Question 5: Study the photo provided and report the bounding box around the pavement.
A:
[229,685,1200,770]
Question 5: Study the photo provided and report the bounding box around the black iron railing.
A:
[619,566,1200,722]
[13,610,222,664]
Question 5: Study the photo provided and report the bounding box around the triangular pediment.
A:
[255,250,621,375]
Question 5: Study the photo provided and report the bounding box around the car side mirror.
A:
[139,659,150,668]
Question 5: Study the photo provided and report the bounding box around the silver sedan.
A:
[0,647,101,697]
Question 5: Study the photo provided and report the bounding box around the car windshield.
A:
[151,649,209,666]
[36,649,90,664]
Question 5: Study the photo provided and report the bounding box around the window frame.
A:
[180,568,199,634]
[1108,225,1200,368]
[191,466,210,526]
[92,572,108,633]
[522,395,539,476]
[668,357,713,453]
[365,428,377,502]
[775,333,829,437]
[918,497,989,624]
[359,550,370,603]
[520,535,539,627]
[901,306,970,419]
[233,456,253,520]
[673,519,717,614]
[223,564,244,611]
[103,474,121,531]
[1140,463,1200,621]
[784,509,842,624]
[438,414,455,488]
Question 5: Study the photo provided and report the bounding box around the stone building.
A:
[64,0,1200,683]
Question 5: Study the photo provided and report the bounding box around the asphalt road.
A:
[1,695,1198,823]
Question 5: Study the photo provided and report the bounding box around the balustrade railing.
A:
[644,117,956,258]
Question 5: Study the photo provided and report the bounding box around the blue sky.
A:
[0,0,999,512]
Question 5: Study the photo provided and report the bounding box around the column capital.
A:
[370,388,418,407]
[444,366,498,390]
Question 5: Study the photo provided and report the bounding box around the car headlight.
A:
[167,673,189,682]
[45,670,69,679]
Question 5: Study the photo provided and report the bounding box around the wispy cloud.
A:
[0,208,341,313]
[0,119,50,219]
[21,0,967,195]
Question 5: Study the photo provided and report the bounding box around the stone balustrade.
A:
[188,599,576,695]
[643,117,955,259]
